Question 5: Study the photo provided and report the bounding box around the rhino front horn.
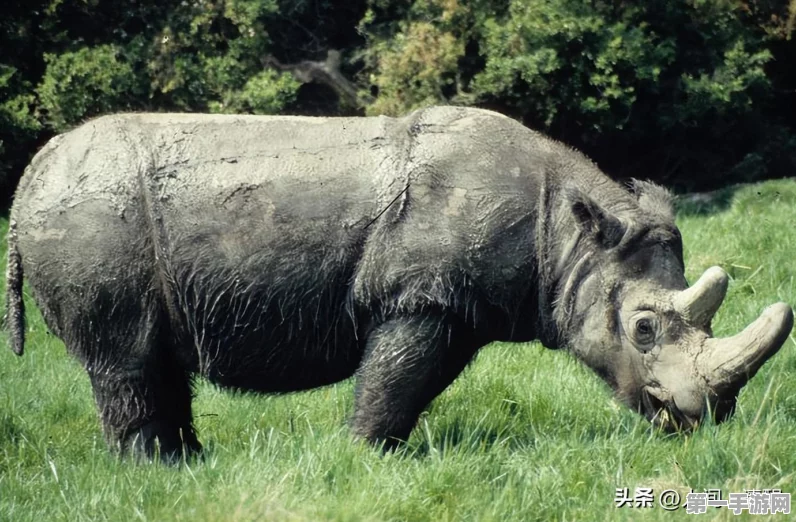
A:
[701,302,794,390]
[674,266,729,326]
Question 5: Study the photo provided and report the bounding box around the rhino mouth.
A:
[641,387,698,432]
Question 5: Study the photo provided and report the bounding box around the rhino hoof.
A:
[121,421,202,464]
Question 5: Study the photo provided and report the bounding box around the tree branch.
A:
[263,50,368,109]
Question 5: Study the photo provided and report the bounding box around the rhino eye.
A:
[631,314,658,350]
[637,319,653,336]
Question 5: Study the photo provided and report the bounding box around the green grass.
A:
[2,179,796,521]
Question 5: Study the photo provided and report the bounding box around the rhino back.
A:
[140,113,394,270]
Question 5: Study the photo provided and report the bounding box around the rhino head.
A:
[558,182,794,431]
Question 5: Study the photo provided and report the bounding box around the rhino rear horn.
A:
[674,266,729,326]
[629,179,676,222]
[701,302,794,390]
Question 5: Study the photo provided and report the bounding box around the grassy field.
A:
[1,179,795,521]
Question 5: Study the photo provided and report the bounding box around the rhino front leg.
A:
[352,313,481,449]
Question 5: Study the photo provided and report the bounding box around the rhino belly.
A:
[170,252,367,392]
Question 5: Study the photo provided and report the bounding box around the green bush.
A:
[363,20,464,116]
[0,65,40,192]
[37,45,137,132]
[210,70,300,114]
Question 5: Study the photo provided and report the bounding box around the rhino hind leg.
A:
[88,347,200,462]
[74,293,200,463]
[351,313,482,450]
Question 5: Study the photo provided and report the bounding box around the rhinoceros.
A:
[5,106,793,460]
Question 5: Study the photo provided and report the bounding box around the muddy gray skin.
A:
[6,106,793,460]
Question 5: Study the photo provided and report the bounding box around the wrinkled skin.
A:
[6,106,793,461]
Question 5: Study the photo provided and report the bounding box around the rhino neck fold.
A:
[532,174,562,348]
[532,175,596,349]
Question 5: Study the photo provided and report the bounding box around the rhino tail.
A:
[5,219,25,356]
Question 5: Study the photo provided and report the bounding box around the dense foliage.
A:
[1,0,795,203]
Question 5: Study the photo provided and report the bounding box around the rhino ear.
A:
[629,179,675,222]
[568,190,625,249]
